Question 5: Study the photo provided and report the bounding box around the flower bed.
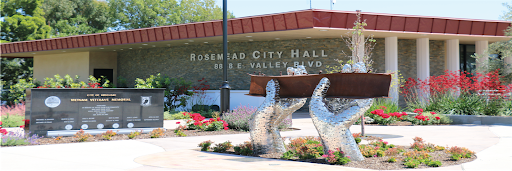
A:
[199,136,476,170]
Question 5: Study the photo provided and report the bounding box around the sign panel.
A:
[25,88,165,136]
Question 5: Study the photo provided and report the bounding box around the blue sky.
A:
[216,0,510,21]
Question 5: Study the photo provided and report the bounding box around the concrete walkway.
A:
[1,113,511,171]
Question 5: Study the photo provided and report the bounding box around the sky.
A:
[215,0,510,21]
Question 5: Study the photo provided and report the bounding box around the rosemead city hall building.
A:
[1,9,511,109]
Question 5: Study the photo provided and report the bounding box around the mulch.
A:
[10,128,297,147]
[216,146,476,170]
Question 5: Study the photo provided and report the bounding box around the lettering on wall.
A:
[189,49,328,70]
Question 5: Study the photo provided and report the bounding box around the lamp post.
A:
[220,0,231,113]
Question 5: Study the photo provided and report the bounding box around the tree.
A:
[0,0,51,42]
[474,2,512,84]
[179,0,234,24]
[1,0,47,95]
[42,0,114,37]
[108,0,234,30]
[109,0,182,29]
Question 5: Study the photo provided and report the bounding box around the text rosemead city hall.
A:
[189,49,328,70]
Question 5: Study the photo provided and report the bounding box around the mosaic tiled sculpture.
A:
[249,66,307,155]
[309,62,373,161]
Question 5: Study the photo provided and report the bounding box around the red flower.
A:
[430,112,436,115]
[414,108,424,113]
[0,121,2,125]
[435,116,440,120]
[20,125,25,128]
[176,122,180,124]
[224,127,229,130]
[0,129,7,135]
[380,106,387,109]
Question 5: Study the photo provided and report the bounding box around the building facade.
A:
[2,9,511,109]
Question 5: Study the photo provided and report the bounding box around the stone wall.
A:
[117,38,445,92]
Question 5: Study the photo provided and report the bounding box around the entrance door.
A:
[93,69,114,84]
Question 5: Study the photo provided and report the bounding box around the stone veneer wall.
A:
[117,38,445,97]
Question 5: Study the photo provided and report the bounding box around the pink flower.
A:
[380,106,387,109]
[347,156,351,158]
[20,125,25,128]
[176,122,180,124]
[0,121,2,125]
[435,116,440,120]
[224,127,229,130]
[430,112,436,115]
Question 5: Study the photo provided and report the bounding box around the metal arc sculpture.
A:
[248,63,391,161]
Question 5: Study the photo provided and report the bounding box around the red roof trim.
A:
[2,9,510,54]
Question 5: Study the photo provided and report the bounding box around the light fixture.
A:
[306,37,312,38]
[139,47,142,48]
[113,50,116,51]
[275,38,280,40]
[167,44,170,46]
[204,42,208,43]
[246,36,252,37]
[142,44,148,45]
[32,53,36,54]
[120,49,123,50]
[99,48,104,49]
[129,48,132,49]
[152,45,156,47]
[248,39,253,41]
[62,51,66,52]
[227,41,229,42]
[184,43,189,44]
[319,29,328,31]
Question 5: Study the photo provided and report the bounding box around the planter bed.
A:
[1,128,298,147]
[206,143,476,170]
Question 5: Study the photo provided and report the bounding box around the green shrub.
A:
[354,137,361,144]
[404,159,420,168]
[365,99,402,125]
[387,157,397,163]
[74,129,92,142]
[101,130,117,140]
[323,148,351,165]
[198,140,213,151]
[174,129,187,137]
[213,141,233,152]
[1,114,24,127]
[204,121,224,131]
[1,75,110,106]
[164,111,191,120]
[234,141,253,156]
[281,150,295,159]
[150,128,165,138]
[127,130,142,139]
[427,160,442,167]
[135,73,193,111]
[1,131,41,146]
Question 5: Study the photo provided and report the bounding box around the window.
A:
[459,44,476,73]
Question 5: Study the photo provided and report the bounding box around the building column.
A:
[417,38,430,101]
[505,56,512,74]
[475,40,489,70]
[417,38,430,80]
[385,37,398,103]
[446,39,460,73]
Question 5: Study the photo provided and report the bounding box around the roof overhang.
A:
[1,9,511,57]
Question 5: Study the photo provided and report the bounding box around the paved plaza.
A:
[1,112,511,171]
